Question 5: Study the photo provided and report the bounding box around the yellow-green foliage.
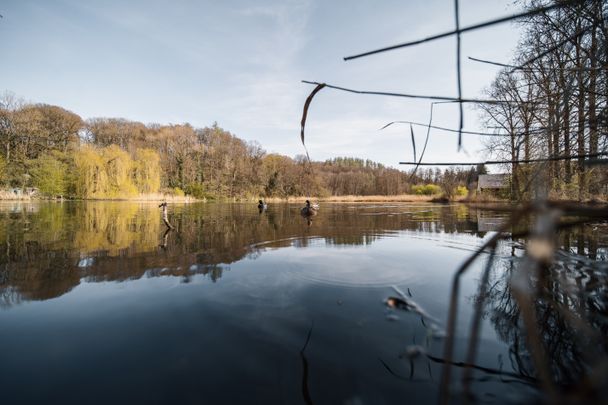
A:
[133,148,161,193]
[74,145,161,198]
[172,187,185,196]
[102,145,137,197]
[74,145,108,198]
[411,184,442,195]
[456,186,468,197]
[29,154,68,196]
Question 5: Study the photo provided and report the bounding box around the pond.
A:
[0,202,606,404]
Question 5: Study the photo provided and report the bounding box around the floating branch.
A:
[343,0,585,61]
[300,83,326,161]
[301,80,516,104]
[400,152,608,166]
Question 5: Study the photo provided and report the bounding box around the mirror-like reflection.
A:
[0,202,495,304]
[0,201,605,404]
[477,239,608,398]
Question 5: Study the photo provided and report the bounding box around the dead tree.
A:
[159,202,174,229]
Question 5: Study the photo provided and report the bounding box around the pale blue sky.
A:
[0,0,522,168]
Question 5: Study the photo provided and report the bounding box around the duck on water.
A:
[300,200,319,216]
[258,200,267,212]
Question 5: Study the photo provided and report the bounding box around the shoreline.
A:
[2,194,605,206]
[264,195,467,203]
[0,195,199,203]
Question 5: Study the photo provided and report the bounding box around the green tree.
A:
[0,155,6,186]
[29,154,68,196]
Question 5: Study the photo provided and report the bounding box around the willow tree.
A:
[102,145,136,197]
[74,146,107,198]
[133,148,161,194]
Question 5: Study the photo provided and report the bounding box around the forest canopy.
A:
[0,95,470,199]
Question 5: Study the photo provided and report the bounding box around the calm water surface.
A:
[0,202,606,404]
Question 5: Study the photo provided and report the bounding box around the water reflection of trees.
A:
[479,228,608,398]
[1,202,603,309]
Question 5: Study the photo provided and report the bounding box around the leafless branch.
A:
[343,0,586,61]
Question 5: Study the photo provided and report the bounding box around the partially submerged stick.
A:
[159,202,174,229]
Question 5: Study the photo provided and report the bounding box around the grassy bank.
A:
[0,191,198,202]
[264,194,468,203]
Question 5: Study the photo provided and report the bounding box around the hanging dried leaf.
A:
[408,102,434,181]
[410,123,417,162]
[300,83,326,160]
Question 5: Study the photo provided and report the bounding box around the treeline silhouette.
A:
[0,94,473,198]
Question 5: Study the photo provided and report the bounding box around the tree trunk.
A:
[588,22,598,194]
[559,67,572,184]
[576,29,587,200]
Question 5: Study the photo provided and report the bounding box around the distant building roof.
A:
[478,174,508,190]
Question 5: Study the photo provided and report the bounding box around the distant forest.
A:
[0,95,476,199]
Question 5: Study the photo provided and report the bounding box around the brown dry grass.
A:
[264,194,470,203]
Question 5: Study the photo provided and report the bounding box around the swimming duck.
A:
[258,200,268,210]
[300,200,318,216]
